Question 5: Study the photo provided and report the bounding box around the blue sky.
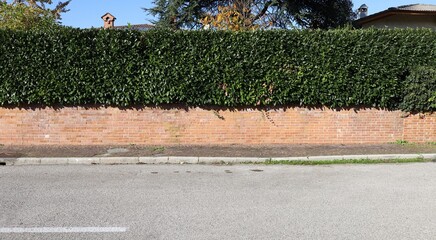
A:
[60,0,436,28]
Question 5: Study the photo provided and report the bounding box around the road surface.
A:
[1,164,436,239]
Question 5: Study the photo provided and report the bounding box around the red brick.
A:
[0,106,434,145]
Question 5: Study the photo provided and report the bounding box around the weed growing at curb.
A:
[151,146,165,153]
[390,140,410,145]
[245,158,431,165]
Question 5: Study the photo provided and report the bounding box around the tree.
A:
[11,0,71,20]
[144,0,214,29]
[200,3,263,31]
[144,0,354,30]
[0,0,71,30]
[199,0,291,30]
[285,0,355,29]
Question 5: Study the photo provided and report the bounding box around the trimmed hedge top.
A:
[0,28,435,111]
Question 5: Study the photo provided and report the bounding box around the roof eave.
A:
[354,10,436,27]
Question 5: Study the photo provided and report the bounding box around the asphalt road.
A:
[1,163,436,239]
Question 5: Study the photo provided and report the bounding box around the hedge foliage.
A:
[0,28,435,111]
[400,66,436,113]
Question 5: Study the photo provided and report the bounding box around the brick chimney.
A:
[101,13,116,29]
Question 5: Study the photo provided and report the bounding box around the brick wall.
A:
[0,106,434,145]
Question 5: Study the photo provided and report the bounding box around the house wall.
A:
[361,15,436,29]
[0,106,434,145]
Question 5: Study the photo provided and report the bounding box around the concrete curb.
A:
[0,154,435,166]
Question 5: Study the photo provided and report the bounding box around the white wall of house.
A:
[361,15,436,29]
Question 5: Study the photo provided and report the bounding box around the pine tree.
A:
[144,0,355,30]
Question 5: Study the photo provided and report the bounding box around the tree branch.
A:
[252,0,272,22]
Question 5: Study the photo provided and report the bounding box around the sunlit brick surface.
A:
[0,106,434,145]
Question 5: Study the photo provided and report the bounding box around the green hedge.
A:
[0,28,435,111]
[400,66,436,113]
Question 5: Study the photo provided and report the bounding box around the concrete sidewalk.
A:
[1,153,435,166]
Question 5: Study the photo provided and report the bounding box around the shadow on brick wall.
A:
[1,103,390,114]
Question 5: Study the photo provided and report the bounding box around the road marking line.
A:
[0,227,127,233]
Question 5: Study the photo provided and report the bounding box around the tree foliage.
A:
[0,1,54,30]
[144,0,216,29]
[145,0,354,30]
[200,4,263,31]
[11,0,71,19]
[0,0,71,30]
[286,0,355,29]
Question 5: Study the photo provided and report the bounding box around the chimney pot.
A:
[102,13,116,29]
[357,4,368,19]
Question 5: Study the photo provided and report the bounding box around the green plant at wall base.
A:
[392,140,410,145]
[152,146,165,153]
[0,28,435,111]
[262,158,428,165]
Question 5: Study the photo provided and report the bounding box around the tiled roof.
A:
[354,3,436,26]
[393,4,436,12]
[114,24,154,30]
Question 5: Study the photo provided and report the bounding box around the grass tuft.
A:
[389,140,410,145]
[259,158,429,165]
